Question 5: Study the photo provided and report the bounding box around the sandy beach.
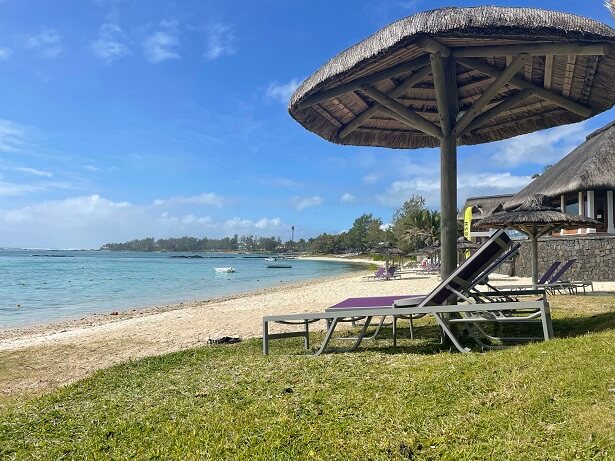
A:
[3,263,614,398]
[0,269,441,396]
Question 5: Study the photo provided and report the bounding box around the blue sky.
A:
[0,0,614,248]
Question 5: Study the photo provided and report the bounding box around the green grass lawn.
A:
[1,297,614,460]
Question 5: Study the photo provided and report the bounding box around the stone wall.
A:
[510,235,615,281]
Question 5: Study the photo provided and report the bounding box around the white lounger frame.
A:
[262,297,552,355]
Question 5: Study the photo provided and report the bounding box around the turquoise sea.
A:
[0,250,362,329]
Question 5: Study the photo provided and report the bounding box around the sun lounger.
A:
[493,258,591,295]
[263,230,552,355]
[362,267,386,281]
[387,266,401,280]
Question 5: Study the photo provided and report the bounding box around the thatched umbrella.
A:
[373,243,404,272]
[289,6,615,279]
[607,1,615,19]
[505,121,615,210]
[477,194,600,286]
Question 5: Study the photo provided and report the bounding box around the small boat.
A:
[267,264,292,269]
[264,257,277,262]
[214,267,236,273]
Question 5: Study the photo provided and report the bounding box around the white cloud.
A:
[204,23,235,61]
[0,120,27,152]
[153,192,226,208]
[340,192,355,203]
[363,173,379,184]
[92,23,130,62]
[0,47,12,60]
[461,172,532,191]
[378,172,532,208]
[26,28,63,58]
[266,79,301,104]
[255,217,282,229]
[0,194,285,248]
[12,166,53,177]
[292,195,323,211]
[490,122,589,167]
[143,20,180,63]
[0,181,45,196]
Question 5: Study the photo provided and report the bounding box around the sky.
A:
[0,0,614,249]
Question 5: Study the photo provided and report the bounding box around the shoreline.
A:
[0,271,365,342]
[0,270,442,395]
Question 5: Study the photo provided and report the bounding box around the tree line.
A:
[101,195,442,254]
[310,195,441,254]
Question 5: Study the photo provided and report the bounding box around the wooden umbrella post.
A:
[531,234,539,288]
[430,49,459,279]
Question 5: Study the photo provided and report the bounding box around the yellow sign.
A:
[463,207,473,259]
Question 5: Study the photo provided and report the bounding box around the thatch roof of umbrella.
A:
[505,121,615,209]
[290,6,615,149]
[372,244,404,255]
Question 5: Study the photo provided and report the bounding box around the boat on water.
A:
[264,257,277,262]
[267,264,291,269]
[214,267,236,273]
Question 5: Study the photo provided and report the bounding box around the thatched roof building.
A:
[506,121,615,207]
[505,121,615,234]
[289,6,615,149]
[458,194,514,221]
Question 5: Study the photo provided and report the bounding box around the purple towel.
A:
[326,295,423,310]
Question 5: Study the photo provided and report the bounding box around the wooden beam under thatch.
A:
[544,55,554,90]
[359,85,442,138]
[451,42,609,58]
[562,55,577,97]
[457,57,592,117]
[296,55,431,110]
[338,65,432,139]
[453,53,528,137]
[415,36,451,57]
[461,89,534,135]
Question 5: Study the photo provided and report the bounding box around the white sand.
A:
[0,271,440,394]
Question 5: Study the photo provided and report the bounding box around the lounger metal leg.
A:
[304,322,310,350]
[433,314,471,353]
[393,315,397,349]
[347,316,374,352]
[409,316,414,340]
[541,305,553,340]
[263,320,269,355]
[315,318,338,356]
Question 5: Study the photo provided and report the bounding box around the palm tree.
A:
[402,209,441,249]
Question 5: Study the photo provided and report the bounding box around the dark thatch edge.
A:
[290,6,615,109]
[505,121,615,209]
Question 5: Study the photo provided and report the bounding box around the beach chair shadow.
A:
[551,312,615,338]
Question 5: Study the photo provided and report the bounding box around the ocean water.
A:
[0,250,363,329]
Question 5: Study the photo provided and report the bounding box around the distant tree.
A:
[345,213,383,252]
[311,233,344,254]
